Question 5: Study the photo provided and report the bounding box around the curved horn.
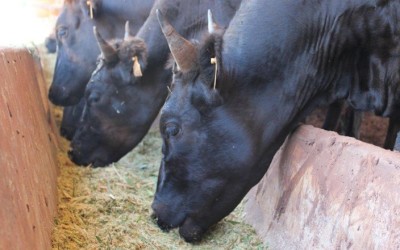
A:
[156,9,197,73]
[93,26,118,63]
[124,21,130,41]
[208,9,215,34]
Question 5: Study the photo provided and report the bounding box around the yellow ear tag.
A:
[87,1,94,19]
[211,57,218,90]
[132,56,143,77]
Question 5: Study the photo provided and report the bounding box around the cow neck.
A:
[101,0,153,25]
[136,11,170,67]
[94,0,153,42]
[218,0,382,178]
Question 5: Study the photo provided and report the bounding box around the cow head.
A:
[48,0,100,106]
[151,2,400,242]
[68,23,161,167]
[49,0,138,107]
[151,10,259,242]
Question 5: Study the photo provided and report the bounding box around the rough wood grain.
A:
[0,48,59,250]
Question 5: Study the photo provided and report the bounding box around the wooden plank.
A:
[0,48,59,250]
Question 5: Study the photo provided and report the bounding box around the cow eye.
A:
[57,27,68,39]
[164,123,180,138]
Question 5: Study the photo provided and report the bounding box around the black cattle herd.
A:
[46,0,400,242]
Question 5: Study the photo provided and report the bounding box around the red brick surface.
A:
[245,125,400,249]
[0,48,59,250]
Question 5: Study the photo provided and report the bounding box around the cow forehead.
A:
[87,73,115,93]
[161,101,183,120]
[57,2,81,26]
[163,85,192,110]
[91,61,120,83]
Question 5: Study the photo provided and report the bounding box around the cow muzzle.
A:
[178,217,205,243]
[48,85,81,106]
[151,201,205,242]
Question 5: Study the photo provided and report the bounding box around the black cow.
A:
[68,0,242,167]
[152,0,400,242]
[47,0,153,140]
[48,0,154,106]
[60,99,85,140]
[68,24,154,166]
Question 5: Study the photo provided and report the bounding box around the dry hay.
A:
[52,132,267,249]
[37,45,267,249]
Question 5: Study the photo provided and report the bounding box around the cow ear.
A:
[191,83,223,114]
[80,0,102,19]
[132,46,147,77]
[120,38,147,77]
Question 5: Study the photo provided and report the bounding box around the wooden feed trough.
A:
[0,48,59,249]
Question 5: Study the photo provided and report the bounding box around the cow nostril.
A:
[151,202,163,215]
[60,127,68,136]
[67,149,74,158]
[60,127,68,139]
[48,88,55,100]
[155,217,172,232]
[151,202,173,231]
[60,127,74,140]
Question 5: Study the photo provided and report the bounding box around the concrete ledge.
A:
[244,125,400,249]
[0,48,59,249]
